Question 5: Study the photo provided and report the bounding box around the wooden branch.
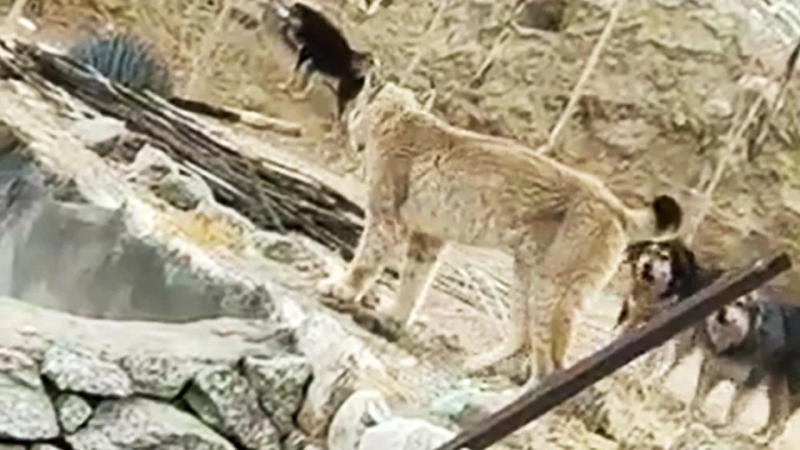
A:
[435,252,792,450]
[0,38,363,259]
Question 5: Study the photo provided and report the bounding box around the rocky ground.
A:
[0,0,799,449]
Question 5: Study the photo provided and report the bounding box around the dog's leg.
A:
[289,57,316,100]
[279,45,311,92]
[765,373,791,437]
[335,77,364,120]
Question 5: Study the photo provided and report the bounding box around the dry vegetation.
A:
[2,0,800,448]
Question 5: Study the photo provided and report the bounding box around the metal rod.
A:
[435,252,792,450]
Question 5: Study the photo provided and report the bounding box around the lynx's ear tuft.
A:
[652,195,682,234]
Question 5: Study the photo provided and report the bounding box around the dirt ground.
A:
[3,0,800,448]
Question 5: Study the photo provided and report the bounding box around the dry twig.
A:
[536,0,626,155]
[471,27,513,87]
[686,39,800,244]
[748,38,800,161]
[401,0,448,86]
[185,0,233,98]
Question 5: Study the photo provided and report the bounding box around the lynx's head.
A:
[344,68,423,155]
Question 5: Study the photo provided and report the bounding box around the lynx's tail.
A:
[623,194,683,243]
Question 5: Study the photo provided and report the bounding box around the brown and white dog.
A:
[619,239,800,432]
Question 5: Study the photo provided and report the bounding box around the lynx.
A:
[318,81,683,384]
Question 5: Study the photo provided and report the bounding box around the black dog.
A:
[274,1,375,119]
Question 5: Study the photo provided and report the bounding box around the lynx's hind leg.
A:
[530,202,627,383]
[464,256,532,375]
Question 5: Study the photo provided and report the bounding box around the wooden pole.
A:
[435,252,792,450]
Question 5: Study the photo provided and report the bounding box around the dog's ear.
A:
[652,195,682,234]
[671,239,702,287]
[624,241,649,265]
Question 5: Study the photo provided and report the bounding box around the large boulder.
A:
[358,418,455,450]
[0,349,59,440]
[185,364,281,450]
[66,397,235,450]
[41,345,133,398]
[243,354,312,436]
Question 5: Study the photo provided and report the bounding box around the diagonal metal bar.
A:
[436,252,792,450]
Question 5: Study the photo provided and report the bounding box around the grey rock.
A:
[41,345,133,397]
[0,348,59,440]
[70,117,126,156]
[0,171,269,321]
[185,365,281,450]
[283,429,323,450]
[0,297,285,373]
[357,418,455,450]
[296,350,358,439]
[125,144,178,185]
[0,160,46,233]
[243,355,312,435]
[55,393,93,433]
[119,353,204,399]
[295,315,391,439]
[125,145,212,211]
[428,380,517,428]
[328,390,391,450]
[151,169,212,210]
[66,397,234,450]
[31,445,65,450]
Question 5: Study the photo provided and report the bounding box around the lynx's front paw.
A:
[316,276,358,311]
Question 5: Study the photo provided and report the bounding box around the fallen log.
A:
[435,251,792,450]
[0,38,363,260]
